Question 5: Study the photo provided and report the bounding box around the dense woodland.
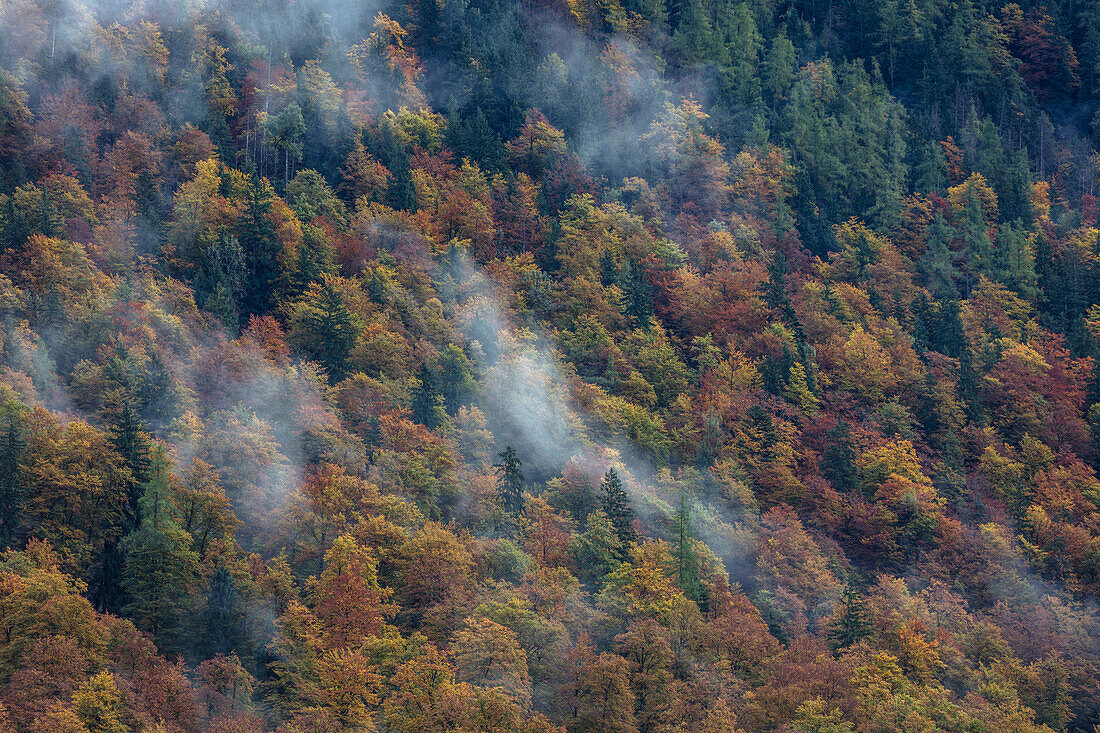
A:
[4,0,1100,730]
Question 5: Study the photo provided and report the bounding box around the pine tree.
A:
[494,446,525,517]
[827,582,872,654]
[601,467,637,554]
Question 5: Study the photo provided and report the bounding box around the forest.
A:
[2,0,1100,730]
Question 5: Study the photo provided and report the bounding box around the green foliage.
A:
[494,446,525,517]
[119,449,198,652]
[3,2,1100,731]
[827,583,872,654]
[601,468,637,556]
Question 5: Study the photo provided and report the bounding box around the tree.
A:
[672,0,719,65]
[410,362,446,430]
[292,223,336,292]
[312,534,394,648]
[821,420,859,494]
[957,188,995,298]
[505,109,566,177]
[671,490,705,608]
[263,103,306,188]
[110,402,151,532]
[576,653,637,733]
[993,222,1038,300]
[602,468,637,555]
[920,213,959,300]
[438,344,478,414]
[119,449,199,652]
[287,274,362,381]
[23,418,132,613]
[452,617,532,706]
[175,458,238,560]
[71,672,128,733]
[827,582,872,654]
[614,621,674,732]
[203,565,244,660]
[763,32,796,103]
[571,510,624,587]
[0,396,29,549]
[239,175,282,319]
[494,446,525,517]
[195,233,244,330]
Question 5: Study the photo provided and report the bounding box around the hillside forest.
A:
[4,0,1100,730]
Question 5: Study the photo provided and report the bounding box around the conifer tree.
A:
[994,222,1038,300]
[827,582,872,654]
[784,361,819,412]
[411,362,446,429]
[821,419,859,494]
[672,0,719,64]
[601,467,637,554]
[120,448,199,652]
[438,344,478,413]
[111,401,152,531]
[240,175,281,318]
[203,564,244,658]
[0,398,27,549]
[287,275,361,381]
[921,213,959,299]
[494,445,526,516]
[672,490,706,608]
[958,190,994,298]
[205,280,238,333]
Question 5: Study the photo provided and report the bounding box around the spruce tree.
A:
[821,419,859,494]
[438,344,478,413]
[827,582,872,654]
[494,446,525,516]
[111,402,152,531]
[993,222,1038,301]
[240,175,281,319]
[958,190,994,298]
[673,490,706,609]
[921,213,959,300]
[411,362,446,429]
[0,398,28,549]
[205,280,238,333]
[120,449,199,652]
[290,276,360,381]
[601,467,637,554]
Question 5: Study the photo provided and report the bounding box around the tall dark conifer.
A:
[601,467,637,555]
[494,445,525,517]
